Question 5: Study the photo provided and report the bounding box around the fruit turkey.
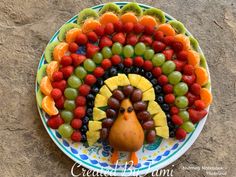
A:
[36,2,213,165]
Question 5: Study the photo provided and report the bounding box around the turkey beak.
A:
[124,112,129,120]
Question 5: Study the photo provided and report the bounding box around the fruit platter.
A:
[36,2,213,176]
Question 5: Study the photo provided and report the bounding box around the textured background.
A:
[0,0,235,176]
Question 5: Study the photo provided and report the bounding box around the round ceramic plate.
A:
[36,2,211,176]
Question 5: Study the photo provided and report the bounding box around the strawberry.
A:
[163,36,174,46]
[55,96,65,109]
[51,88,62,100]
[133,56,144,67]
[111,55,122,65]
[158,75,168,85]
[186,92,200,106]
[112,32,126,45]
[152,67,162,78]
[84,74,96,85]
[190,83,201,96]
[182,74,196,86]
[126,33,138,46]
[162,49,174,60]
[71,131,82,142]
[79,84,91,96]
[123,57,133,67]
[71,119,82,129]
[86,43,99,58]
[133,23,144,34]
[144,26,155,35]
[163,84,173,94]
[60,66,74,79]
[52,71,63,81]
[165,94,175,104]
[183,64,194,75]
[170,106,179,115]
[93,67,105,78]
[194,100,206,110]
[99,36,113,48]
[61,56,72,66]
[123,22,134,33]
[172,41,183,52]
[74,106,86,119]
[154,30,164,41]
[71,54,86,67]
[143,60,153,71]
[177,50,188,61]
[52,80,67,91]
[175,128,187,140]
[171,115,183,126]
[152,41,166,52]
[101,59,112,70]
[173,60,186,71]
[69,42,79,53]
[87,31,98,43]
[188,108,207,123]
[94,26,105,36]
[139,35,153,46]
[75,96,86,106]
[76,33,88,45]
[113,21,123,32]
[104,23,114,35]
[47,115,64,129]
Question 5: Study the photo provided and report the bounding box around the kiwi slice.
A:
[204,81,211,89]
[37,64,48,84]
[168,20,186,34]
[200,54,207,69]
[44,41,60,63]
[189,36,199,51]
[121,2,143,17]
[36,89,44,108]
[143,8,166,24]
[77,8,99,25]
[58,23,80,41]
[99,3,120,15]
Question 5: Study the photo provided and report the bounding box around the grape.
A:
[75,66,87,79]
[83,59,96,72]
[64,100,76,111]
[102,118,114,128]
[168,71,182,85]
[64,88,78,100]
[161,61,176,74]
[58,124,73,138]
[181,121,195,133]
[101,47,112,58]
[134,42,146,55]
[175,96,188,108]
[60,110,73,123]
[112,42,123,55]
[107,97,120,110]
[123,45,134,57]
[93,52,103,64]
[178,110,189,122]
[67,75,81,88]
[152,53,165,66]
[144,49,154,60]
[174,82,188,96]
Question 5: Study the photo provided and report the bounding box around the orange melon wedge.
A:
[53,42,69,62]
[120,12,138,24]
[187,50,200,67]
[200,88,212,107]
[82,19,101,33]
[195,66,209,86]
[158,24,176,36]
[42,96,59,116]
[46,61,59,81]
[40,76,53,96]
[139,15,158,27]
[99,12,119,25]
[174,34,191,50]
[66,28,82,43]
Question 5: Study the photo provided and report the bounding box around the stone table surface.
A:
[0,0,235,176]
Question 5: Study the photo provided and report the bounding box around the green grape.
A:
[152,53,165,66]
[162,60,176,74]
[83,59,96,72]
[101,47,112,58]
[134,42,146,55]
[181,121,195,133]
[67,75,81,88]
[175,96,188,108]
[75,66,87,79]
[123,45,134,57]
[64,88,78,100]
[178,110,189,122]
[58,124,73,138]
[174,82,188,96]
[144,49,154,60]
[64,100,76,111]
[60,110,73,123]
[112,42,123,55]
[93,52,103,64]
[168,71,182,85]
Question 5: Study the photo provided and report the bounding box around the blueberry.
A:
[83,116,90,124]
[167,121,175,129]
[87,94,95,101]
[169,130,175,138]
[103,71,109,79]
[123,67,131,74]
[151,78,158,85]
[162,103,170,112]
[109,67,118,76]
[156,95,164,104]
[154,85,162,94]
[117,63,124,71]
[80,125,88,133]
[87,108,93,117]
[166,113,171,120]
[91,86,99,95]
[145,72,153,80]
[81,134,87,142]
[139,68,145,75]
[132,67,139,74]
[96,78,104,87]
[87,100,94,107]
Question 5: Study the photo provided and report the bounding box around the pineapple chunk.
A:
[147,101,162,115]
[142,88,155,101]
[128,74,142,87]
[93,108,106,121]
[153,112,167,127]
[94,94,107,107]
[118,73,130,86]
[155,126,169,139]
[86,131,100,146]
[88,121,102,131]
[136,76,152,92]
[105,76,118,91]
[99,85,112,98]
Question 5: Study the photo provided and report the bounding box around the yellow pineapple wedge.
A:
[142,88,155,101]
[147,101,162,115]
[118,73,130,86]
[86,131,100,146]
[136,76,152,92]
[155,126,169,139]
[128,74,142,87]
[94,94,107,107]
[104,76,118,91]
[153,111,167,127]
[88,121,102,131]
[93,108,106,121]
[99,85,112,98]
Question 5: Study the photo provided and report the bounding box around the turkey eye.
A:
[120,107,125,113]
[127,106,133,113]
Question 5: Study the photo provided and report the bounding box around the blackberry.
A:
[109,67,118,76]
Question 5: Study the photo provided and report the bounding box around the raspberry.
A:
[111,55,122,65]
[74,106,86,119]
[69,42,79,53]
[123,22,134,33]
[71,131,82,142]
[163,36,174,46]
[152,41,166,52]
[164,93,175,104]
[71,54,86,67]
[60,66,74,79]
[177,50,188,61]
[76,33,88,45]
[172,115,184,126]
[101,59,112,70]
[79,84,91,96]
[60,56,72,66]
[75,96,86,106]
[175,128,187,140]
[162,49,174,60]
[71,119,82,129]
[194,100,206,110]
[163,84,173,94]
[123,58,133,67]
[55,96,65,109]
[190,83,201,96]
[133,23,144,34]
[51,88,62,100]
[144,25,155,35]
[104,23,114,35]
[143,60,153,71]
[183,64,194,75]
[152,67,162,78]
[158,75,168,85]
[170,106,179,115]
[133,56,144,67]
[172,41,183,52]
[93,67,105,78]
[113,21,123,32]
[47,115,64,129]
[87,31,98,43]
[84,74,97,85]
[51,80,66,92]
[94,26,105,36]
[52,71,63,81]
[154,30,164,41]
